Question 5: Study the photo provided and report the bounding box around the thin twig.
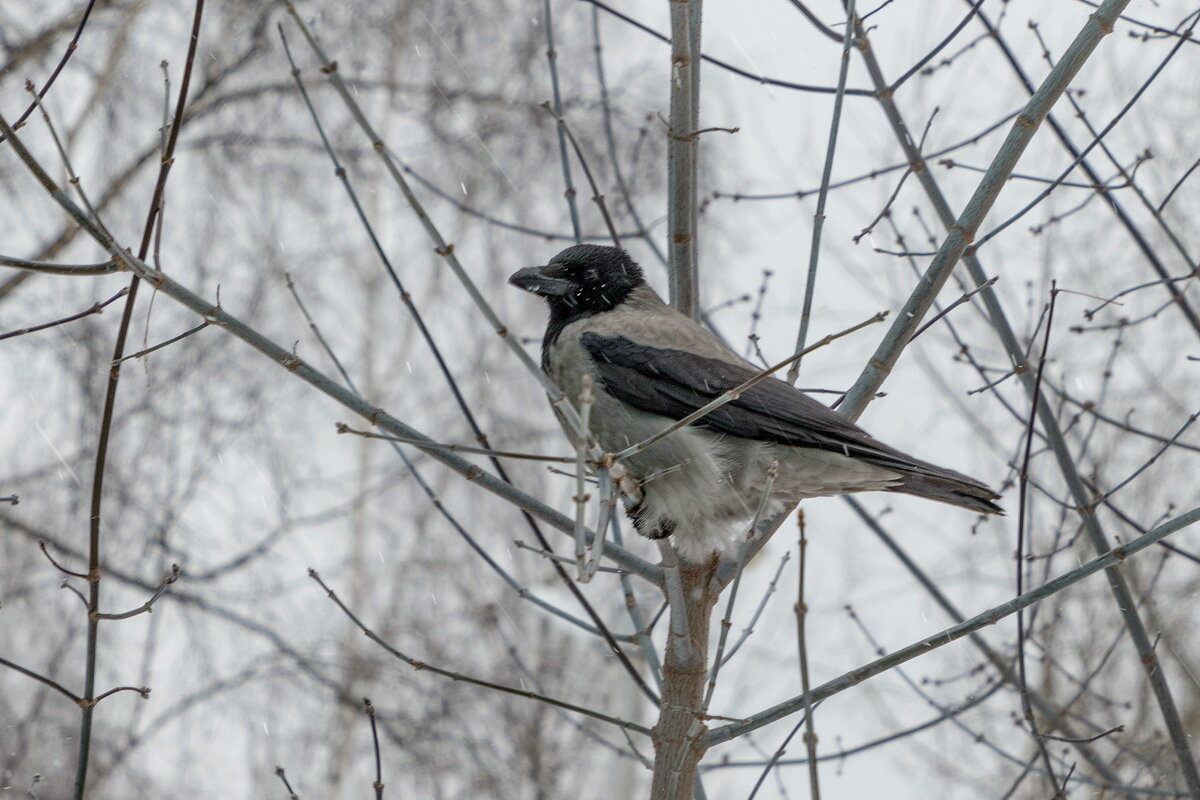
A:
[57,584,89,616]
[704,464,779,711]
[0,0,100,144]
[274,766,299,799]
[839,0,1134,416]
[337,424,574,463]
[1158,158,1199,212]
[795,510,821,800]
[718,552,791,667]
[146,59,173,353]
[1042,725,1124,745]
[785,0,840,41]
[787,0,857,385]
[1093,409,1200,504]
[539,102,622,246]
[89,685,150,705]
[745,270,774,363]
[1082,275,1194,319]
[95,565,181,620]
[969,0,1200,339]
[712,109,1019,202]
[703,682,1004,770]
[612,517,664,689]
[908,277,998,341]
[363,698,384,799]
[112,320,210,365]
[592,6,667,266]
[974,15,1200,252]
[745,704,819,799]
[0,288,128,342]
[624,727,655,770]
[24,80,110,237]
[707,504,1200,745]
[309,569,651,736]
[615,312,886,462]
[390,154,636,241]
[842,496,1133,786]
[1014,285,1062,796]
[513,540,625,574]
[937,155,1139,190]
[0,655,81,703]
[278,25,657,697]
[852,108,940,245]
[285,281,638,641]
[588,466,615,580]
[71,4,205,797]
[543,0,583,244]
[583,0,873,96]
[0,114,664,583]
[889,0,987,90]
[282,6,581,433]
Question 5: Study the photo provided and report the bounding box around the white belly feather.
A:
[549,308,905,562]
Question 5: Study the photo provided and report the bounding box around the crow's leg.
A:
[628,497,675,540]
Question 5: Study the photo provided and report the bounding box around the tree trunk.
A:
[650,556,717,799]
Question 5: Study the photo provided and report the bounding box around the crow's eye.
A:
[583,268,599,282]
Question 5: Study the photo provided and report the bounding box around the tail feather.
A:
[893,471,1004,515]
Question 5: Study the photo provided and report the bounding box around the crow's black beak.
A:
[508,265,574,298]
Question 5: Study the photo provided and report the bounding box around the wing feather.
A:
[581,333,940,476]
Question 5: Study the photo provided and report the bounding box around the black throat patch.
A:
[541,302,599,371]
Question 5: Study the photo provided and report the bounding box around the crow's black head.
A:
[509,245,644,317]
[510,245,646,366]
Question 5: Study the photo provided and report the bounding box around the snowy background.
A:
[2,0,1199,797]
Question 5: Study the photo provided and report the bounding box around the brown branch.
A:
[363,698,384,799]
[0,288,128,342]
[308,569,650,736]
[274,766,299,799]
[112,321,210,366]
[539,102,622,247]
[95,565,181,620]
[72,3,206,798]
[0,0,101,144]
[39,540,88,579]
[1014,285,1063,795]
[0,655,81,704]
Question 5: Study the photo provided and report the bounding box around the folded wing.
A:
[580,332,1001,513]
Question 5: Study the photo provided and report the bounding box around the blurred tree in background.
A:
[2,1,1199,797]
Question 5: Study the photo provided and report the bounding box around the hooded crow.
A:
[510,244,1002,561]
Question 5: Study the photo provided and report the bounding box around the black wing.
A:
[580,333,928,472]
